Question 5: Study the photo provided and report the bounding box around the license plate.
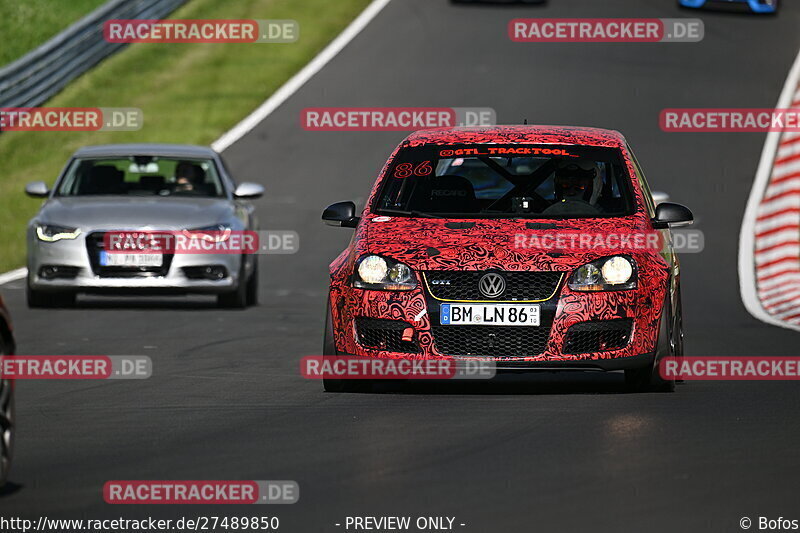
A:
[440,303,540,326]
[100,251,163,267]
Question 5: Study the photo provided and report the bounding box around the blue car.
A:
[679,0,778,13]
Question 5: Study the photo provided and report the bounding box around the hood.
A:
[35,196,235,231]
[362,215,652,271]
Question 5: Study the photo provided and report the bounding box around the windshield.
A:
[55,156,225,198]
[374,144,636,218]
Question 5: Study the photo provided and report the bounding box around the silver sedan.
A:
[25,144,263,308]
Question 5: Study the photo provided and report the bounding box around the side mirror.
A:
[652,202,693,229]
[651,191,670,206]
[25,181,49,198]
[233,182,264,199]
[322,201,360,228]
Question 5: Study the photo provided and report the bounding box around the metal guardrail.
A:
[0,0,187,108]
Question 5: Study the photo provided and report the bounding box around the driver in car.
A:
[543,160,602,215]
[173,161,205,193]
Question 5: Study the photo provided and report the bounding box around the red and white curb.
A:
[739,49,800,331]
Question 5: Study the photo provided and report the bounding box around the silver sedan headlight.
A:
[183,224,232,243]
[35,224,81,242]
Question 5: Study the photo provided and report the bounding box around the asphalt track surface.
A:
[3,1,800,531]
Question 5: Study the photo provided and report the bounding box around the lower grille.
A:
[430,325,549,358]
[562,319,633,354]
[355,318,420,353]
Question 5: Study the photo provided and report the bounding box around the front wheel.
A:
[322,302,367,393]
[625,293,679,393]
[246,258,259,306]
[0,337,15,486]
[217,258,249,309]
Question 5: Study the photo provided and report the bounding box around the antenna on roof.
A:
[523,119,528,125]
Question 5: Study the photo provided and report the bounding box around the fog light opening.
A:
[39,265,79,280]
[40,266,58,279]
[205,266,226,280]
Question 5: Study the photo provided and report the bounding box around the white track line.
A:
[0,268,26,286]
[738,47,800,332]
[211,0,392,152]
[0,0,392,287]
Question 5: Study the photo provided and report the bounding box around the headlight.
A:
[353,255,417,290]
[36,224,81,242]
[569,256,637,291]
[183,224,231,242]
[601,256,633,285]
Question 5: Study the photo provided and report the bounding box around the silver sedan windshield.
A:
[56,156,225,198]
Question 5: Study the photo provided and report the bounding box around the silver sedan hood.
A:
[37,197,235,231]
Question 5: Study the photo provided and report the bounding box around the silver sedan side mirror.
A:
[234,182,264,199]
[25,181,50,198]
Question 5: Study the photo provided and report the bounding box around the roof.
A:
[404,125,626,147]
[72,144,218,159]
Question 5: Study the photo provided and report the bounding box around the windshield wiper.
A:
[379,208,445,219]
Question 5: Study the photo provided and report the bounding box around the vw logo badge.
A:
[479,273,506,298]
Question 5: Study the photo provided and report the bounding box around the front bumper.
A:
[329,267,668,367]
[27,232,243,294]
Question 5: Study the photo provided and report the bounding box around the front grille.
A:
[424,271,563,301]
[562,319,633,354]
[355,318,420,353]
[430,325,550,358]
[86,232,173,277]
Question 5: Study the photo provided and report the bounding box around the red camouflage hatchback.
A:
[321,126,692,392]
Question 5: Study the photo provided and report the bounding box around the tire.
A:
[0,336,14,487]
[217,257,248,309]
[246,257,259,307]
[322,302,365,393]
[673,289,685,358]
[672,289,685,383]
[26,282,75,309]
[625,292,678,393]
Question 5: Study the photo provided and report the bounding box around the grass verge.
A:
[0,0,108,65]
[0,0,372,272]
